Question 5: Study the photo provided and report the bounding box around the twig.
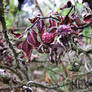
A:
[0,0,19,68]
[0,69,92,91]
[0,1,30,81]
[26,80,72,90]
[39,16,60,21]
[24,16,60,32]
[0,65,23,80]
[34,0,44,16]
[63,6,73,24]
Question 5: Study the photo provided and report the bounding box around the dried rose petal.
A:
[48,18,56,33]
[49,18,56,28]
[84,13,92,23]
[28,16,38,23]
[27,29,40,47]
[22,39,32,60]
[10,28,27,38]
[10,31,21,38]
[57,25,73,35]
[36,19,45,35]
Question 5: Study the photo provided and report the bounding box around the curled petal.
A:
[22,39,32,61]
[10,31,21,38]
[36,19,45,35]
[10,28,27,38]
[48,18,56,33]
[27,29,40,47]
[28,16,38,23]
[57,25,73,35]
[49,18,56,28]
[84,13,92,24]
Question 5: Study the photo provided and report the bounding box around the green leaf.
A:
[61,8,70,16]
[66,65,71,70]
[82,27,91,42]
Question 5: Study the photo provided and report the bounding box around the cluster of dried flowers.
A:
[10,1,92,64]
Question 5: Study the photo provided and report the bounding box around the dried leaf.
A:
[28,16,38,23]
[45,73,51,83]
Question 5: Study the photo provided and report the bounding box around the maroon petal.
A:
[27,29,40,47]
[49,18,56,28]
[57,25,73,35]
[60,1,72,10]
[28,16,38,23]
[10,31,21,38]
[36,19,45,35]
[22,39,32,60]
[84,13,92,23]
[48,18,56,34]
[10,28,27,38]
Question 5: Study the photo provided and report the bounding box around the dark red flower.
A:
[41,32,55,44]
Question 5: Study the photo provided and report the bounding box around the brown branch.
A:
[34,0,44,16]
[0,65,23,80]
[0,0,19,68]
[25,16,60,32]
[0,70,92,91]
[0,1,30,81]
[63,6,73,24]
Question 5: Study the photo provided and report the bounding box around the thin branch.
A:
[0,1,30,81]
[24,16,60,32]
[0,0,19,68]
[26,80,72,90]
[34,0,44,16]
[39,16,60,21]
[0,70,92,91]
[0,65,23,80]
[63,6,73,24]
